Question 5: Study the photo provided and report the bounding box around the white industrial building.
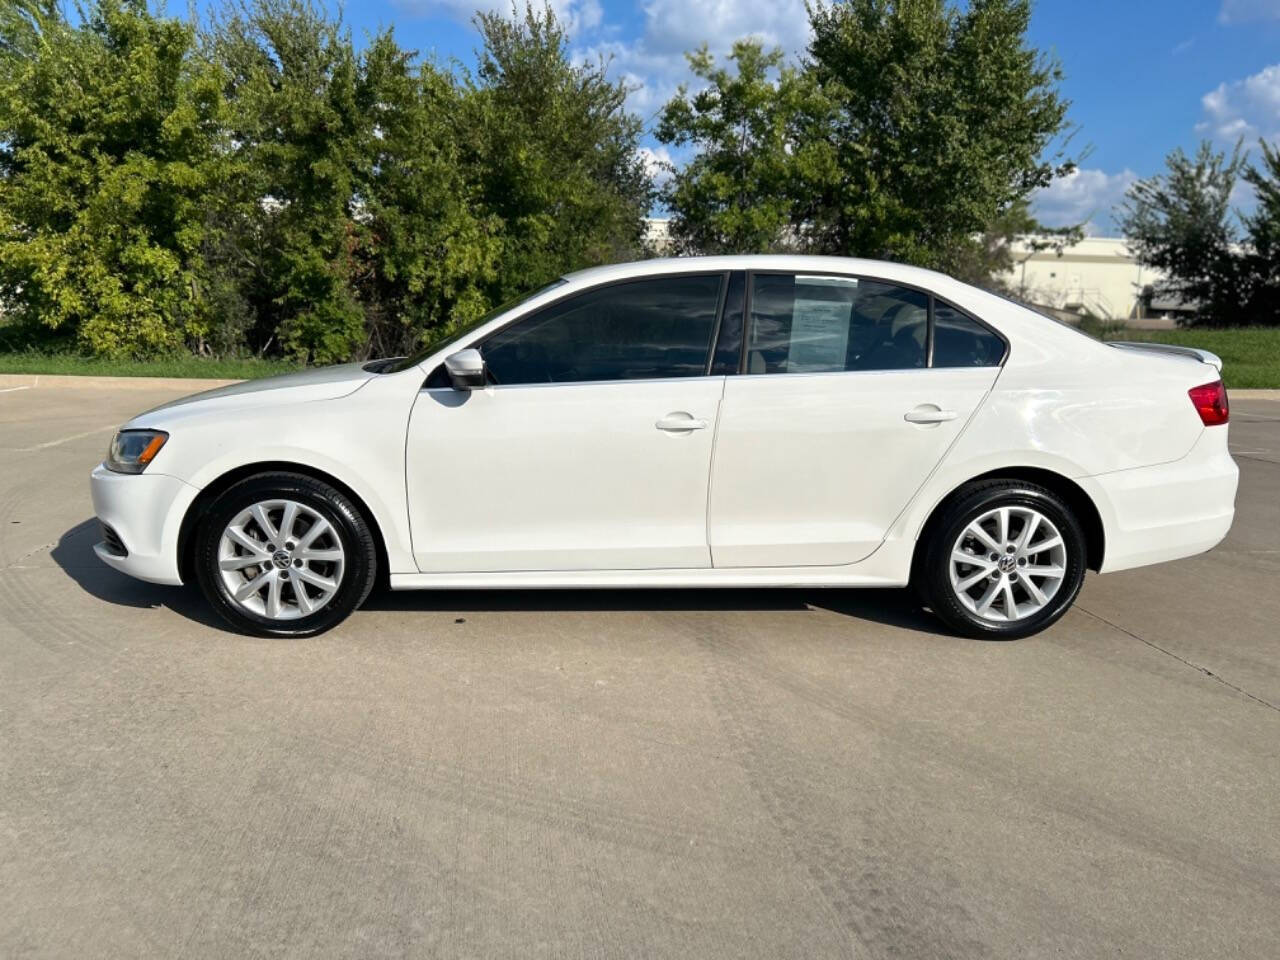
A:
[1000,237,1173,327]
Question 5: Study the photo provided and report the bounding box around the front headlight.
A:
[106,429,169,474]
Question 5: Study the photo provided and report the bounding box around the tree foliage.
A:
[1119,142,1251,327]
[0,0,228,355]
[1241,140,1280,324]
[0,0,648,360]
[655,42,816,255]
[655,0,1074,275]
[461,7,651,306]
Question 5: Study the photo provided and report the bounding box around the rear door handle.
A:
[656,413,709,432]
[904,406,958,424]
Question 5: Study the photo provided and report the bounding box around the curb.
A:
[0,373,241,391]
[1233,389,1280,401]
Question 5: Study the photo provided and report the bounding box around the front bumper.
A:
[1086,426,1239,574]
[90,464,200,585]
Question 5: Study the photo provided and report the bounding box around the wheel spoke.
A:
[1024,564,1065,580]
[956,566,995,591]
[299,516,332,549]
[1028,535,1063,555]
[234,568,272,602]
[279,501,299,543]
[264,573,283,619]
[1022,576,1048,607]
[974,579,1001,615]
[966,522,1001,553]
[297,547,342,563]
[250,504,278,541]
[220,554,263,571]
[1016,513,1040,552]
[292,573,315,615]
[1000,580,1019,620]
[996,507,1010,545]
[296,567,337,594]
[225,526,266,556]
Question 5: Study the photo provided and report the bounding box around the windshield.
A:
[387,280,567,373]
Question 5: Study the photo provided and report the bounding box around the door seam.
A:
[705,376,729,565]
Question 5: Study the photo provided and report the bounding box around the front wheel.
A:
[916,480,1087,640]
[193,472,378,637]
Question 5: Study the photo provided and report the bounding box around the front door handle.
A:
[656,412,709,432]
[904,406,958,424]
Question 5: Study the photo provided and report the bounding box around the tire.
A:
[193,472,378,638]
[915,480,1087,640]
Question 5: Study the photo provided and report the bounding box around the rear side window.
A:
[482,274,723,385]
[747,275,929,374]
[932,303,1006,367]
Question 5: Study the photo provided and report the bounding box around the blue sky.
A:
[335,0,1280,235]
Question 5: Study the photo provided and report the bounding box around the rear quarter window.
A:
[932,303,1006,367]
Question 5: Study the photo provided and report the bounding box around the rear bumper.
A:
[90,464,200,585]
[1086,427,1238,574]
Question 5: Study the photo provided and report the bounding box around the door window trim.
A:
[741,269,1009,375]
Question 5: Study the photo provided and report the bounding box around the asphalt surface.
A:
[1,381,1277,959]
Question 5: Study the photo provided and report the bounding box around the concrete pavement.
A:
[0,382,1277,959]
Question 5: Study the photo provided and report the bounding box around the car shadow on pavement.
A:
[51,518,226,630]
[362,582,948,636]
[53,517,948,637]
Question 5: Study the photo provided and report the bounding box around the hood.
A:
[130,362,375,424]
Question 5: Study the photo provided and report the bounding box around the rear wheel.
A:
[916,480,1087,639]
[194,472,377,637]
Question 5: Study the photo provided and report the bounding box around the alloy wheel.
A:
[949,505,1068,623]
[216,499,346,620]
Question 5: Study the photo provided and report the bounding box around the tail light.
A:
[1188,380,1229,426]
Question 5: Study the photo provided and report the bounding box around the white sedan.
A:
[90,256,1238,639]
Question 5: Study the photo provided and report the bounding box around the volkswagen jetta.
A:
[90,256,1238,639]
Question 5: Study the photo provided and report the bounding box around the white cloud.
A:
[637,144,675,186]
[578,0,811,119]
[634,0,810,57]
[1030,168,1138,236]
[394,0,604,36]
[1198,63,1280,143]
[1219,0,1280,23]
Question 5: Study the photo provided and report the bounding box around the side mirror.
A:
[444,348,486,391]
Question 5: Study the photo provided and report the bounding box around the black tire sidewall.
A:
[923,483,1087,640]
[194,473,376,638]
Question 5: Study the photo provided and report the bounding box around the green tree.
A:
[655,41,819,254]
[208,0,377,363]
[357,44,502,357]
[458,3,651,304]
[1119,141,1246,327]
[800,0,1073,271]
[1241,140,1280,324]
[0,0,228,356]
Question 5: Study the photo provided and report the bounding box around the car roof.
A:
[561,254,956,290]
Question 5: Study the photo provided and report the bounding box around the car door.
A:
[707,272,1006,568]
[406,273,730,573]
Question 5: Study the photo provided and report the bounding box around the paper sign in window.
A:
[789,298,852,371]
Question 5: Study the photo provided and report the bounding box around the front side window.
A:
[482,274,724,385]
[747,275,929,374]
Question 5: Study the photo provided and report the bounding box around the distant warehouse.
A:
[1001,237,1176,327]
